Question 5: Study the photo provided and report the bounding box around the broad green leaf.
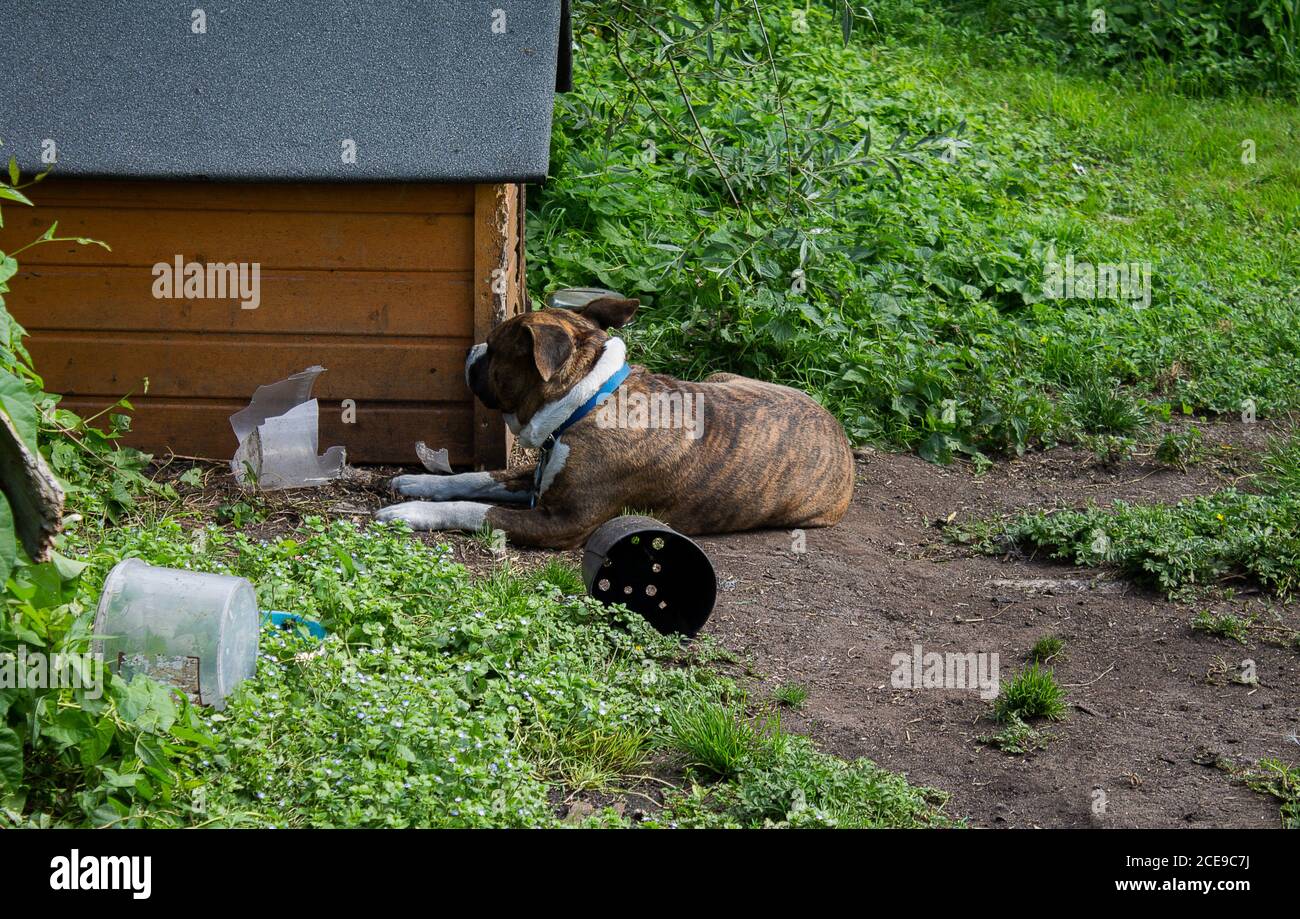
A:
[0,725,23,792]
[42,709,96,749]
[79,718,116,767]
[0,494,14,586]
[0,368,38,450]
[50,550,88,581]
[103,769,143,789]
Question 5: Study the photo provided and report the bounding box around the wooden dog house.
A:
[0,1,572,467]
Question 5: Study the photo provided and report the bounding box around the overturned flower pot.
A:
[581,515,716,636]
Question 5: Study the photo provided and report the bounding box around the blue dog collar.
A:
[554,362,631,438]
[530,362,630,508]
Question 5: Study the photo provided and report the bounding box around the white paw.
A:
[390,474,443,498]
[374,501,489,532]
[389,471,522,503]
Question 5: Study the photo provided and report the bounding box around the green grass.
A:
[8,0,1299,829]
[536,558,587,596]
[1066,384,1147,436]
[469,521,507,554]
[618,506,661,521]
[1155,426,1208,470]
[663,700,780,780]
[19,515,950,829]
[993,664,1069,723]
[992,492,1300,597]
[526,722,651,792]
[932,0,1300,98]
[1029,635,1065,664]
[773,682,809,708]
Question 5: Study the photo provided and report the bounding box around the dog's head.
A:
[465,297,639,420]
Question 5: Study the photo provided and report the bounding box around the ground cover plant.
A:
[1237,758,1300,828]
[773,682,809,708]
[979,714,1054,756]
[1192,609,1255,644]
[1029,635,1065,664]
[61,516,951,828]
[972,437,1300,598]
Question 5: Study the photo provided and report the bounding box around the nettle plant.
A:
[1,156,160,526]
[541,3,1005,458]
[1,151,213,828]
[539,1,1299,466]
[938,0,1300,95]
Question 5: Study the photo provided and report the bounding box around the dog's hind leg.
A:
[389,466,536,503]
[373,501,599,549]
[479,505,606,549]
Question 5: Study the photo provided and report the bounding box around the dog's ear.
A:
[527,321,574,382]
[577,297,639,330]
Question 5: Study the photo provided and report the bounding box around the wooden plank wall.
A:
[0,180,524,466]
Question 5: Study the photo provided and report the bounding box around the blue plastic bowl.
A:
[260,611,327,640]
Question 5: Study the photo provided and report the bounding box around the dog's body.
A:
[376,299,854,548]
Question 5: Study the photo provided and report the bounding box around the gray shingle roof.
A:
[2,1,567,182]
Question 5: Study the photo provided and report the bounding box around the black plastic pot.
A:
[581,515,716,636]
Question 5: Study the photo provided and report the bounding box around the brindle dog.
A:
[376,298,853,547]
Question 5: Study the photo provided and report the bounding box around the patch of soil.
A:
[545,756,679,826]
[694,420,1300,828]
[160,418,1300,828]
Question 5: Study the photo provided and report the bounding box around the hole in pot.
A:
[597,579,610,592]
[645,584,657,597]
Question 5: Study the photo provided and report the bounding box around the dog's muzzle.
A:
[465,343,499,408]
[465,343,487,387]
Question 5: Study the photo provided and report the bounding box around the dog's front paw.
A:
[374,501,489,532]
[390,474,441,498]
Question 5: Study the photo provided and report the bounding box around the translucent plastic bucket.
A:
[93,559,260,710]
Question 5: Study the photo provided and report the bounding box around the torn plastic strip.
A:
[229,365,347,490]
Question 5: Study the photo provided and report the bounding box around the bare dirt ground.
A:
[188,418,1300,828]
[694,423,1300,829]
